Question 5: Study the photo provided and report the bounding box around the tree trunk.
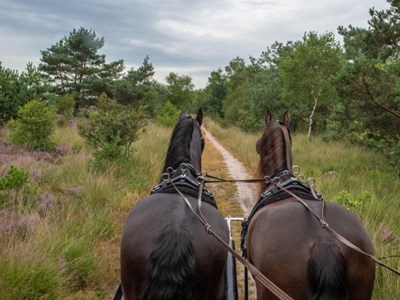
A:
[308,89,320,141]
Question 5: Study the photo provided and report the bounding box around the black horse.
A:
[120,110,229,300]
[242,111,375,299]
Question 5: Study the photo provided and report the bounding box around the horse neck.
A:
[161,119,201,180]
[258,126,292,192]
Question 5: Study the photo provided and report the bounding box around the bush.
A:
[54,94,75,120]
[78,93,146,167]
[8,99,56,151]
[156,101,180,127]
[0,165,37,208]
[0,165,29,191]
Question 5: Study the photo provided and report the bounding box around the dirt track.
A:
[203,129,257,215]
[203,128,257,300]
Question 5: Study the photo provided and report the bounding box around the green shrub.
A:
[156,101,180,127]
[54,94,75,120]
[0,165,38,208]
[8,99,56,151]
[0,165,29,191]
[78,93,146,167]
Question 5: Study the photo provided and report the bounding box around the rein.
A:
[205,173,265,184]
[166,166,294,300]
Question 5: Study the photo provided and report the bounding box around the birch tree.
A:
[280,32,344,139]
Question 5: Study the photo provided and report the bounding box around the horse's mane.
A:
[258,121,292,192]
[162,116,194,171]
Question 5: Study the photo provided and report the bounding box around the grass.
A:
[204,118,400,299]
[1,118,399,299]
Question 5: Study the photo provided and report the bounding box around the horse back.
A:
[120,193,229,300]
[247,198,375,299]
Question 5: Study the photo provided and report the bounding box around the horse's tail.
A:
[308,242,347,300]
[139,228,198,300]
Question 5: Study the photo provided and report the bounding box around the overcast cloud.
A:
[0,0,390,88]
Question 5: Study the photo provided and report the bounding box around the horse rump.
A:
[139,227,198,300]
[307,242,347,300]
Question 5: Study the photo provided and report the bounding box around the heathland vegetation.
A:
[1,0,400,299]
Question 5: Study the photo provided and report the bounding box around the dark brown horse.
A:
[243,111,375,299]
[120,110,229,300]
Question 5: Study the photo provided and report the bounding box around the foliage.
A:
[0,64,28,125]
[165,72,195,111]
[78,93,146,167]
[53,94,76,120]
[156,101,181,127]
[0,62,52,126]
[0,165,38,208]
[0,165,29,191]
[200,68,227,118]
[279,32,344,135]
[39,27,124,109]
[113,55,155,107]
[8,99,56,151]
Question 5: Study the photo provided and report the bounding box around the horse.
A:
[242,111,375,299]
[120,109,229,300]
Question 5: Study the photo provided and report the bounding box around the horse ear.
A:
[196,108,203,126]
[283,111,290,127]
[265,110,273,125]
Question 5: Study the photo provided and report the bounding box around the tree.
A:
[222,57,251,127]
[164,72,195,111]
[0,63,29,125]
[280,32,344,139]
[113,56,155,106]
[336,1,400,141]
[201,69,227,118]
[20,63,52,101]
[39,27,124,109]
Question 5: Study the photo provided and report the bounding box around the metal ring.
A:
[293,165,300,175]
[307,178,315,187]
[263,175,271,183]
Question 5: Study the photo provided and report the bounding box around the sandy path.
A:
[203,128,257,300]
[202,128,257,215]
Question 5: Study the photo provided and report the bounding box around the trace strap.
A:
[167,170,293,300]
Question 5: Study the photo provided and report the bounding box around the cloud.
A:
[0,0,391,88]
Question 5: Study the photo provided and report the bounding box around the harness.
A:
[241,170,322,257]
[151,163,217,208]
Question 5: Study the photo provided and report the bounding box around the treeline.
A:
[1,1,399,173]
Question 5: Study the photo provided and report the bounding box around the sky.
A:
[0,0,391,89]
